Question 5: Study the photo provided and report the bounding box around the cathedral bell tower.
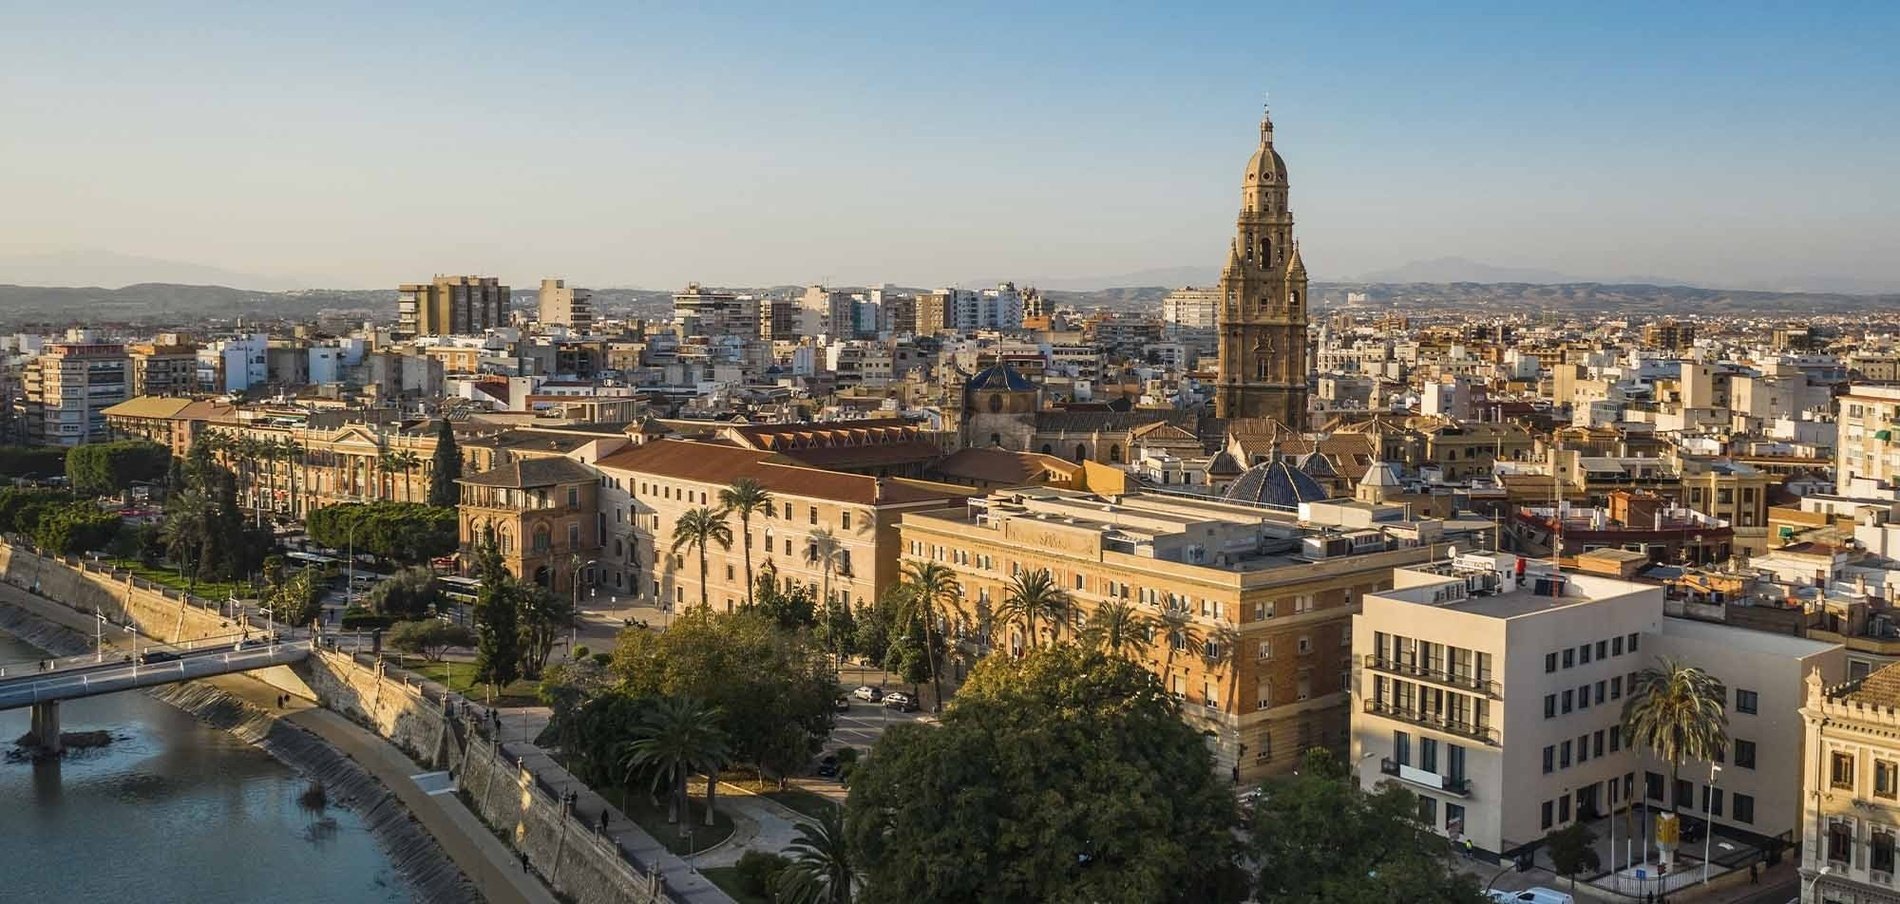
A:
[1215,105,1309,429]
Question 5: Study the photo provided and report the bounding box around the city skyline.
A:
[1,4,1896,292]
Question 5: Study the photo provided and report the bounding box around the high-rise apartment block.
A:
[126,341,199,396]
[673,283,758,339]
[397,275,509,337]
[537,278,593,330]
[1838,384,1900,497]
[1163,287,1221,329]
[25,340,129,445]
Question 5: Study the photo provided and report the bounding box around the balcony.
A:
[1363,655,1501,697]
[1362,699,1499,746]
[1378,758,1472,797]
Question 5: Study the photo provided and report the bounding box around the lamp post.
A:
[1803,864,1833,898]
[345,519,359,610]
[260,604,275,651]
[1703,763,1722,884]
[569,557,598,656]
[94,609,106,663]
[125,623,139,676]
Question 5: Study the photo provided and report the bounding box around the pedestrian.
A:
[520,851,530,873]
[598,809,610,834]
[1749,862,1759,884]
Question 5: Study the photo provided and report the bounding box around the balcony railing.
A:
[1363,655,1501,697]
[1362,699,1499,746]
[1378,758,1472,797]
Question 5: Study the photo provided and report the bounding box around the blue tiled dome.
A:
[966,362,1036,393]
[1222,459,1330,508]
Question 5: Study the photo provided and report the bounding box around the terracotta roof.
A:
[103,396,199,420]
[460,456,596,488]
[927,447,1078,487]
[596,438,974,507]
[1844,663,1900,708]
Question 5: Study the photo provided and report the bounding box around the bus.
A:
[436,575,481,626]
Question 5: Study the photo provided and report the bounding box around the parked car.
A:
[883,692,919,712]
[833,694,852,713]
[852,685,883,701]
[1488,888,1575,904]
[138,649,181,664]
[816,754,839,778]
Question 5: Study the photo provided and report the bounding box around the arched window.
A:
[1040,443,1054,454]
[532,524,551,553]
[990,433,1002,447]
[1108,444,1123,464]
[987,393,1002,414]
[1074,444,1088,463]
[1260,237,1272,265]
[1257,356,1270,380]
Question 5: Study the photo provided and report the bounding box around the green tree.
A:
[618,695,729,831]
[1622,657,1729,816]
[516,581,574,680]
[0,446,69,481]
[750,573,818,631]
[774,806,854,904]
[387,619,477,662]
[472,527,521,688]
[31,502,122,555]
[852,588,902,666]
[670,506,732,610]
[1544,822,1600,891]
[895,560,961,711]
[611,607,837,786]
[1082,598,1155,659]
[65,440,169,497]
[998,567,1071,650]
[268,565,325,629]
[366,565,445,619]
[427,417,461,508]
[1251,748,1483,903]
[717,478,772,608]
[307,502,458,566]
[845,646,1246,903]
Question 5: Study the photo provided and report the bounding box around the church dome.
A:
[966,362,1036,393]
[1245,146,1288,185]
[1222,459,1330,509]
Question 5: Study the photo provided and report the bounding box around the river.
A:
[0,630,409,903]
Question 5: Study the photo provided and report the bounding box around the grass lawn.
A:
[595,783,735,856]
[723,774,842,821]
[117,559,254,604]
[702,867,770,904]
[396,658,540,706]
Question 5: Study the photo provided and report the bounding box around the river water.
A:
[0,631,409,903]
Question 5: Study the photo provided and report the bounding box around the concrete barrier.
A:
[0,543,231,644]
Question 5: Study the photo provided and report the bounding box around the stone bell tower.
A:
[1215,105,1309,429]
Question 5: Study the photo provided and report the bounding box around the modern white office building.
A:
[1351,555,1842,865]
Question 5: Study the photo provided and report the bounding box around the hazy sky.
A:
[1,2,1896,291]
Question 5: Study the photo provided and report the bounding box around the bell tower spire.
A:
[1216,101,1309,429]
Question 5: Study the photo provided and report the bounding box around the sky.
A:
[1,2,1896,292]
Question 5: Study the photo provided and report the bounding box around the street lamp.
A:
[94,609,107,663]
[260,604,275,651]
[570,558,598,656]
[1804,864,1833,898]
[1703,763,1721,884]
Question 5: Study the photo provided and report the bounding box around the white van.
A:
[1488,889,1575,904]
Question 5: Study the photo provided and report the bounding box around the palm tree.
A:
[773,806,854,904]
[805,528,846,653]
[1003,568,1073,648]
[619,696,729,832]
[671,506,733,610]
[898,560,961,711]
[388,449,422,503]
[717,478,773,608]
[1083,598,1155,659]
[1158,609,1201,694]
[1622,657,1729,816]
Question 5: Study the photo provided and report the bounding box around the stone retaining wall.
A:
[299,650,669,904]
[0,542,231,644]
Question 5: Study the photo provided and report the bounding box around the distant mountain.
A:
[1349,256,1900,295]
[0,283,391,327]
[0,249,312,292]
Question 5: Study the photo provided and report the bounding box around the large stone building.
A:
[458,456,602,595]
[1801,663,1900,903]
[898,486,1496,782]
[398,275,509,337]
[536,278,593,331]
[1215,108,1309,429]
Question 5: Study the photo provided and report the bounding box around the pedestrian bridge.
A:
[1,637,310,753]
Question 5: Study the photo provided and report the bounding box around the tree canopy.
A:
[611,607,836,783]
[1249,748,1484,903]
[307,501,457,565]
[844,645,1247,904]
[65,440,170,496]
[427,418,461,508]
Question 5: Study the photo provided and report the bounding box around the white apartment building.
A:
[1162,287,1220,329]
[1352,558,1841,864]
[1839,385,1900,497]
[24,341,129,446]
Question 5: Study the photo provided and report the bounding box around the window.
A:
[1579,644,1592,665]
[1560,740,1572,769]
[1596,640,1608,660]
[1545,652,1558,673]
[1417,796,1436,826]
[1419,737,1438,773]
[1541,800,1554,830]
[1558,796,1570,823]
[1877,831,1897,875]
[841,511,851,530]
[1735,739,1757,770]
[1446,802,1466,834]
[1878,760,1899,799]
[1703,787,1724,818]
[1613,635,1624,656]
[1628,632,1640,652]
[1829,821,1853,866]
[1733,793,1754,824]
[1562,690,1573,714]
[1298,635,1312,655]
[1736,689,1758,715]
[1833,752,1858,790]
[1675,779,1694,810]
[1595,681,1606,705]
[1544,694,1556,719]
[1610,726,1621,752]
[1577,733,1590,764]
[1257,640,1272,660]
[566,486,580,509]
[1593,730,1605,759]
[1646,772,1664,802]
[1578,684,1591,710]
[1563,649,1575,669]
[1611,675,1622,700]
[809,507,818,525]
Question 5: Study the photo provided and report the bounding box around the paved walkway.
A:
[696,785,817,869]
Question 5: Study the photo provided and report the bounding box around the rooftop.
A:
[1376,558,1658,620]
